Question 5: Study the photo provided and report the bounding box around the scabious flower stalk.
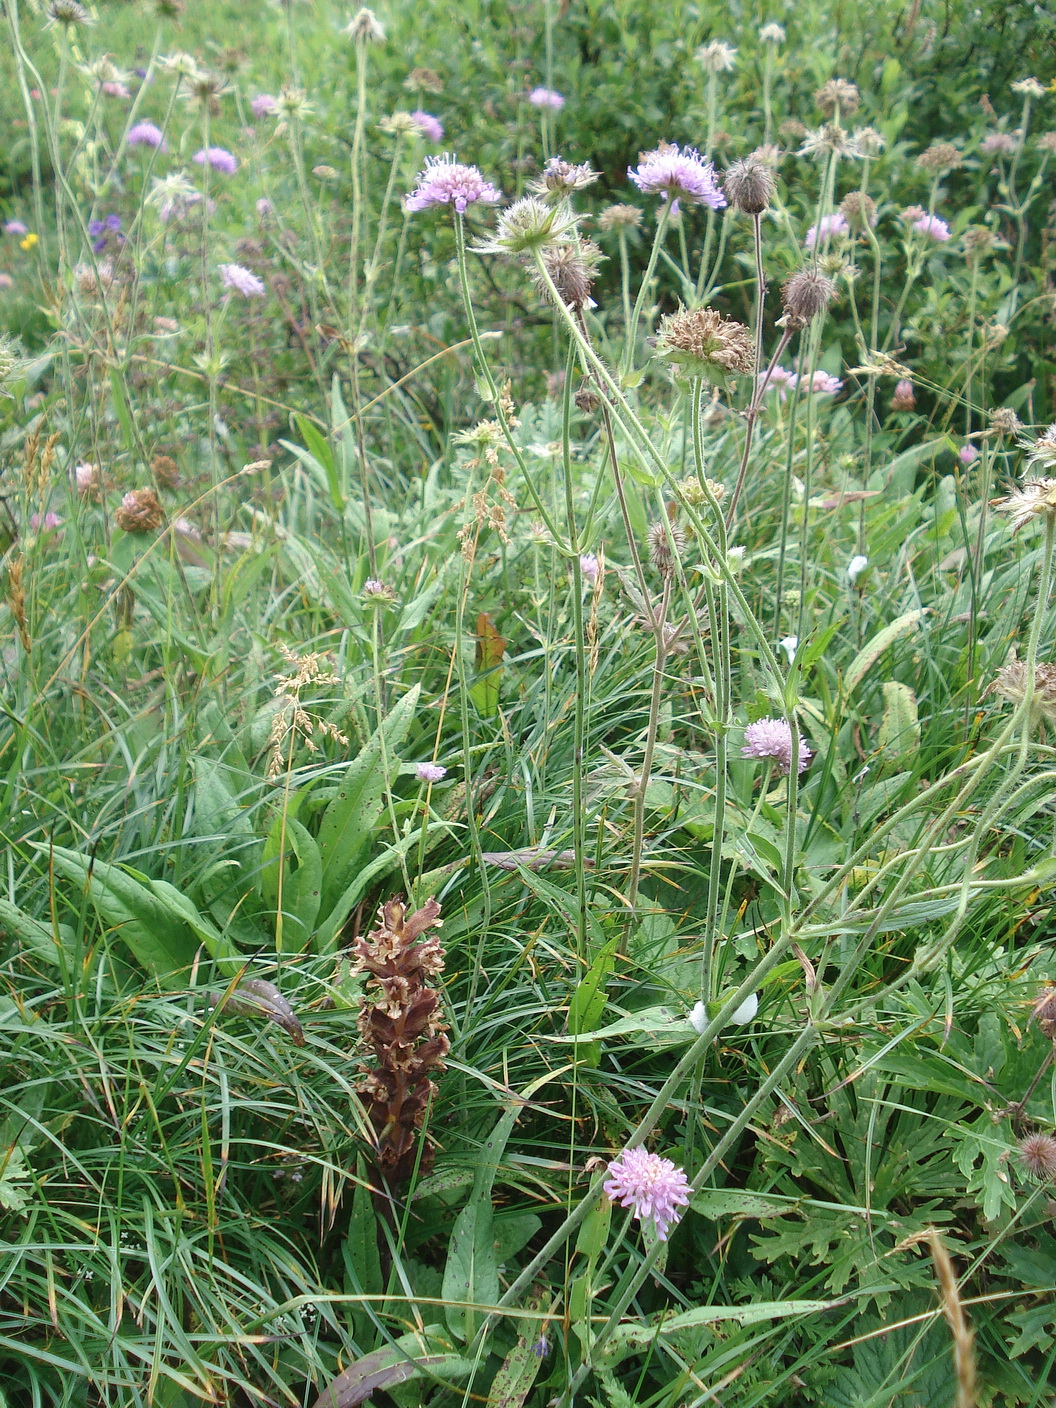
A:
[354,897,449,1188]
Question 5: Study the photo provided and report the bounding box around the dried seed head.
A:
[405,67,443,94]
[677,475,725,506]
[574,384,601,412]
[985,658,1056,719]
[344,6,385,42]
[1018,1132,1056,1181]
[780,268,836,329]
[839,190,877,231]
[597,203,643,233]
[648,519,686,577]
[963,225,995,258]
[151,454,180,489]
[45,0,93,27]
[992,480,1056,536]
[115,487,164,533]
[653,305,755,384]
[529,156,601,198]
[815,78,860,116]
[798,123,864,161]
[916,141,962,172]
[533,239,604,310]
[988,406,1023,438]
[1034,986,1056,1041]
[723,156,776,213]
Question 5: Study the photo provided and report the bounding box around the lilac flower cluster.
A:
[410,110,444,143]
[628,143,726,211]
[405,155,502,214]
[804,212,848,249]
[127,121,166,150]
[759,367,843,398]
[528,87,565,111]
[193,146,239,174]
[88,213,123,252]
[219,263,265,298]
[604,1147,692,1241]
[741,717,812,775]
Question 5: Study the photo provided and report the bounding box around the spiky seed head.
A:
[780,268,836,329]
[151,454,180,489]
[723,156,776,213]
[1018,1132,1056,1181]
[839,190,877,231]
[988,406,1023,438]
[985,657,1056,718]
[574,385,601,412]
[345,7,385,42]
[597,203,643,233]
[815,78,860,116]
[45,0,93,27]
[471,197,580,256]
[405,66,443,94]
[532,239,604,310]
[648,520,686,576]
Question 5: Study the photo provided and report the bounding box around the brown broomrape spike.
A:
[354,896,449,1189]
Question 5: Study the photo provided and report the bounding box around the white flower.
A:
[847,553,869,584]
[695,40,737,73]
[759,22,785,43]
[779,634,798,665]
[688,1000,708,1034]
[688,992,759,1033]
[1012,77,1046,99]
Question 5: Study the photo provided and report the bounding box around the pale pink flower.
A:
[981,132,1016,155]
[219,262,265,297]
[603,1147,691,1241]
[416,762,447,783]
[741,717,811,775]
[579,552,599,582]
[251,94,278,119]
[788,370,843,396]
[410,110,443,142]
[405,155,501,214]
[912,213,950,242]
[528,87,565,110]
[4,220,29,236]
[759,365,795,400]
[959,443,979,465]
[804,211,848,249]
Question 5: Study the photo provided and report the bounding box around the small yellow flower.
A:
[19,232,38,251]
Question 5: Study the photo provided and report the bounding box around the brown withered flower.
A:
[653,305,755,384]
[151,453,180,490]
[115,487,164,533]
[354,896,449,1188]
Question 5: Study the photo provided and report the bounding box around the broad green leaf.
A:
[596,1299,840,1367]
[311,1328,471,1408]
[342,1161,385,1348]
[295,413,343,510]
[878,681,920,761]
[468,613,505,718]
[567,935,619,1068]
[488,1305,549,1408]
[0,898,77,971]
[844,611,926,694]
[313,833,418,953]
[35,844,198,978]
[317,686,420,918]
[261,814,322,951]
[691,1189,800,1220]
[146,878,244,975]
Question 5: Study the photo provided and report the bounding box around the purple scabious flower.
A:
[742,717,812,775]
[981,132,1016,155]
[804,211,848,249]
[759,365,795,400]
[410,110,444,142]
[528,87,565,110]
[603,1147,691,1241]
[219,262,265,297]
[4,220,29,237]
[416,761,447,783]
[251,94,279,119]
[912,213,950,242]
[628,143,726,211]
[88,213,124,252]
[579,552,599,583]
[959,443,979,465]
[127,121,166,150]
[787,369,843,396]
[194,146,239,174]
[405,155,501,214]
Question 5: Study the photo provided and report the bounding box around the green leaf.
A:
[487,1304,549,1408]
[691,1189,800,1220]
[0,898,77,971]
[312,1328,471,1408]
[877,681,920,761]
[317,686,420,919]
[146,878,244,975]
[567,936,619,1068]
[595,1299,840,1367]
[313,833,418,953]
[295,413,343,511]
[34,844,198,979]
[0,1144,31,1214]
[342,1162,385,1348]
[844,611,926,694]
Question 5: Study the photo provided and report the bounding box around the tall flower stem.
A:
[621,203,671,375]
[725,327,791,525]
[625,582,671,917]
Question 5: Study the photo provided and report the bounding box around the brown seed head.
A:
[648,519,686,577]
[815,78,860,117]
[151,454,180,490]
[988,406,1023,438]
[963,226,995,257]
[723,156,776,213]
[115,487,164,534]
[780,268,836,329]
[597,203,643,234]
[1019,1132,1056,1181]
[534,240,604,310]
[1034,987,1056,1041]
[653,305,755,381]
[839,190,877,231]
[917,141,962,172]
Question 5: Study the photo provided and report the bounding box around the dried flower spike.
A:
[815,78,860,116]
[354,897,449,1186]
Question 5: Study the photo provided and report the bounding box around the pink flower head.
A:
[410,110,444,143]
[0,273,13,289]
[628,143,726,211]
[405,155,502,214]
[102,82,131,100]
[579,552,599,583]
[786,370,843,396]
[4,220,29,236]
[804,211,848,249]
[127,121,166,150]
[30,511,63,532]
[74,462,97,493]
[219,262,265,297]
[742,717,811,775]
[959,443,979,465]
[416,761,447,783]
[255,197,274,220]
[981,132,1016,155]
[528,87,565,111]
[193,146,239,174]
[603,1147,691,1241]
[251,94,279,119]
[912,213,950,242]
[759,365,795,400]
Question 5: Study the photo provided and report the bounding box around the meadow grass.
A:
[2,1,1056,1405]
